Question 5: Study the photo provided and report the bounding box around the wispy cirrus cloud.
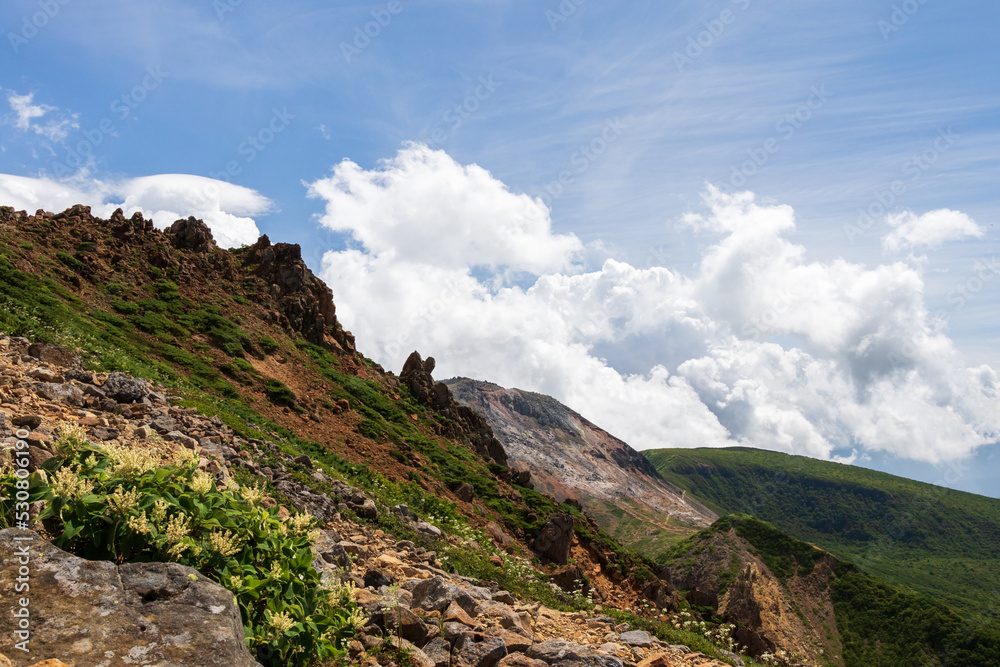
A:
[4,90,79,142]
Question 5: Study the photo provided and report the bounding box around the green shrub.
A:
[151,280,181,300]
[265,379,297,406]
[189,310,250,356]
[13,433,360,665]
[111,299,140,315]
[358,419,386,441]
[259,336,280,355]
[56,251,85,272]
[131,311,189,339]
[221,358,261,385]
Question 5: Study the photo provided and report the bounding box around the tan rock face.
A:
[0,530,260,667]
[443,378,717,554]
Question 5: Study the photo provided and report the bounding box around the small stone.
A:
[27,446,54,472]
[620,630,653,648]
[416,521,443,537]
[349,498,378,520]
[12,414,43,429]
[164,431,199,449]
[422,637,452,667]
[363,568,395,589]
[636,655,674,667]
[28,368,59,382]
[444,601,479,628]
[451,481,475,502]
[452,635,507,667]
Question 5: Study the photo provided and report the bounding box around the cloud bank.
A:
[310,144,999,464]
[0,173,268,248]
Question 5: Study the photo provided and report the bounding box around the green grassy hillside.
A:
[662,515,1000,667]
[644,447,1000,621]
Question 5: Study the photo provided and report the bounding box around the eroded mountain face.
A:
[662,526,845,667]
[444,378,716,556]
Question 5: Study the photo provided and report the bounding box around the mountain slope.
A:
[644,447,1000,621]
[445,377,716,555]
[661,514,1000,667]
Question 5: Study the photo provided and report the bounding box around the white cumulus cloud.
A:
[0,173,269,248]
[307,143,583,274]
[309,144,1000,464]
[882,208,984,253]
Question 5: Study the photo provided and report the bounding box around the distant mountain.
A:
[444,378,716,555]
[644,447,1000,621]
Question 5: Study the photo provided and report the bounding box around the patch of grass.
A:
[111,299,140,315]
[56,251,85,272]
[259,335,280,355]
[265,379,297,406]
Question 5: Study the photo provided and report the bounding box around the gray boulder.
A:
[526,639,622,667]
[423,637,453,667]
[29,381,84,406]
[453,634,508,667]
[0,529,260,666]
[412,576,487,614]
[619,630,653,647]
[102,371,149,403]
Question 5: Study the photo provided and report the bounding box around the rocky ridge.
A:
[401,353,508,468]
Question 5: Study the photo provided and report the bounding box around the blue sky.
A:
[1,1,999,497]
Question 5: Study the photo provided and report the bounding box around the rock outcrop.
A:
[0,205,355,356]
[662,525,845,666]
[243,235,355,353]
[400,352,508,468]
[534,513,575,565]
[167,216,216,253]
[0,529,260,667]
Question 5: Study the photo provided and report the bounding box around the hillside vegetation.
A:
[644,447,1000,621]
[660,515,1000,667]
